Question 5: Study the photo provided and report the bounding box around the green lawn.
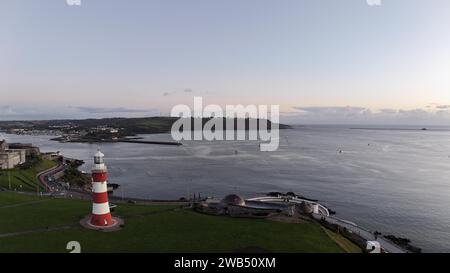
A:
[0,192,346,253]
[0,191,44,207]
[0,159,56,192]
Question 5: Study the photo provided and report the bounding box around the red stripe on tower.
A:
[90,150,114,227]
[93,192,109,203]
[92,172,108,182]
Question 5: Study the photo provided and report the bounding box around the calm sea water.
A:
[2,126,450,252]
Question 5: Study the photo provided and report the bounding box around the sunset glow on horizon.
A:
[2,0,450,124]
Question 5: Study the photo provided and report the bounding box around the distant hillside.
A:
[0,117,291,136]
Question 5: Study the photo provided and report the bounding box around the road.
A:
[37,164,66,192]
[312,214,407,253]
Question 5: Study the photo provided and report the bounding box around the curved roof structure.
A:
[222,194,245,206]
[297,201,313,214]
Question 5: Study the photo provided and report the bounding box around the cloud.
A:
[75,106,153,114]
[366,0,382,6]
[0,106,77,120]
[435,105,450,109]
[0,105,162,121]
[294,106,367,116]
[283,105,450,125]
[378,108,398,114]
[163,88,194,96]
[0,105,15,115]
[425,103,450,110]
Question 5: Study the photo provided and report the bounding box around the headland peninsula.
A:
[0,117,290,144]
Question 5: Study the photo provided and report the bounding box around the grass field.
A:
[0,159,56,192]
[0,191,356,253]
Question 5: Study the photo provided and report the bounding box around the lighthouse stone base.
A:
[80,215,124,232]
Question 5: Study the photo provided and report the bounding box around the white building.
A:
[0,152,21,169]
[0,140,7,151]
[7,149,26,164]
[0,140,27,170]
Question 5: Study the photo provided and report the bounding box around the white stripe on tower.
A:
[92,182,107,193]
[92,202,110,215]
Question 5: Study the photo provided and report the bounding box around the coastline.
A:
[3,186,414,253]
[22,156,415,253]
[0,128,442,252]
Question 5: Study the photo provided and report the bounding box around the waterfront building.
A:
[7,143,41,158]
[7,149,26,163]
[194,193,332,219]
[0,151,21,169]
[0,140,7,151]
[195,194,294,218]
[0,140,27,170]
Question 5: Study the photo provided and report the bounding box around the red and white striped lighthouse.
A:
[90,150,113,227]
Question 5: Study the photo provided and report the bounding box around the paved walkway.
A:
[312,214,407,253]
[0,225,77,238]
[0,198,53,209]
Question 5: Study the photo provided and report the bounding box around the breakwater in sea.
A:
[118,139,181,146]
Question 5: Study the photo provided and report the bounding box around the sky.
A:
[1,0,450,124]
